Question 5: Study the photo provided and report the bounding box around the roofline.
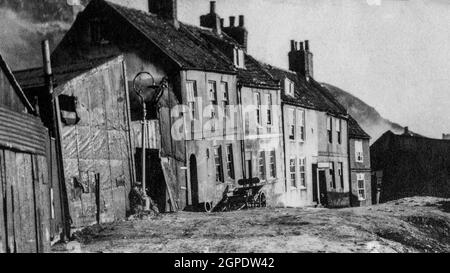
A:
[182,66,237,75]
[0,54,36,114]
[103,0,184,69]
[238,82,280,90]
[281,101,349,119]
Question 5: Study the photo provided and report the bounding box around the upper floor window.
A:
[89,19,109,45]
[254,93,261,126]
[221,82,229,118]
[288,109,296,140]
[214,146,224,183]
[337,119,342,144]
[208,81,217,105]
[327,116,333,143]
[355,140,364,163]
[186,81,197,119]
[234,48,245,69]
[357,173,366,200]
[267,94,273,126]
[285,78,295,97]
[298,110,305,142]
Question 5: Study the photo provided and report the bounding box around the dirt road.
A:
[58,197,450,253]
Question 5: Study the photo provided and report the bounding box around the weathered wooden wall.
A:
[57,57,133,228]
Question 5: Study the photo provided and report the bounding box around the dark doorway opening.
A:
[318,170,328,207]
[135,148,167,212]
[189,155,199,206]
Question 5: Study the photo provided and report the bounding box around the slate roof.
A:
[182,24,279,89]
[101,0,236,73]
[265,65,348,116]
[348,115,371,139]
[14,56,119,90]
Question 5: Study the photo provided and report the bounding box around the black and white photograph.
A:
[0,0,449,260]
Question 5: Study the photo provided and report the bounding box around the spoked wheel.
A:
[204,201,214,213]
[258,192,267,208]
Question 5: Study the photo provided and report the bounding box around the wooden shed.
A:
[0,54,53,253]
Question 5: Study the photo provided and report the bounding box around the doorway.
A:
[189,155,199,206]
[318,170,328,206]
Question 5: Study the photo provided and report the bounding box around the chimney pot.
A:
[239,15,244,27]
[220,18,224,28]
[290,40,296,51]
[229,16,235,27]
[299,42,304,51]
[210,1,216,14]
[404,127,409,135]
[305,40,310,51]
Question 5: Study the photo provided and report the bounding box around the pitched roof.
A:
[0,54,35,114]
[14,56,118,90]
[265,65,348,116]
[99,0,236,73]
[182,24,279,89]
[348,115,371,139]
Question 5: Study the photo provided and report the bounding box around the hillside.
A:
[322,83,406,142]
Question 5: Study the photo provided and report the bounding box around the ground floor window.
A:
[290,158,297,187]
[299,158,306,188]
[269,150,276,178]
[338,162,344,190]
[226,145,235,180]
[330,162,336,189]
[357,173,366,200]
[259,151,266,180]
[214,146,224,183]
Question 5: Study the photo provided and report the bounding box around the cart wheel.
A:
[204,201,214,213]
[259,192,267,208]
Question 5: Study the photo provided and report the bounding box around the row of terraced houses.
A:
[2,0,373,246]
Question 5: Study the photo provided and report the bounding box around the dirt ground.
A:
[55,197,450,253]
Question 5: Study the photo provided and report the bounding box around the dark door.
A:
[190,155,199,206]
[318,170,328,206]
[312,164,318,203]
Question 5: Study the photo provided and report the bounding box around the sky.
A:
[113,0,450,138]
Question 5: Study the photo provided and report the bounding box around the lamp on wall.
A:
[132,71,161,211]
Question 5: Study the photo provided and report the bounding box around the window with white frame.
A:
[285,78,295,96]
[221,82,229,114]
[299,157,306,188]
[327,116,333,143]
[258,151,266,180]
[288,109,295,140]
[269,150,276,178]
[330,162,336,189]
[234,48,245,69]
[214,146,224,183]
[267,94,273,126]
[255,93,261,126]
[226,144,235,180]
[186,81,197,119]
[290,158,297,187]
[357,174,366,200]
[298,110,305,142]
[337,119,342,144]
[355,140,364,163]
[208,81,217,105]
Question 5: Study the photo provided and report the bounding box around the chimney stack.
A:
[288,39,314,79]
[148,0,179,28]
[404,127,410,135]
[229,16,235,27]
[239,15,244,27]
[200,1,222,35]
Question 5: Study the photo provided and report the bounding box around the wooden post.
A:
[42,40,71,241]
[95,174,101,225]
